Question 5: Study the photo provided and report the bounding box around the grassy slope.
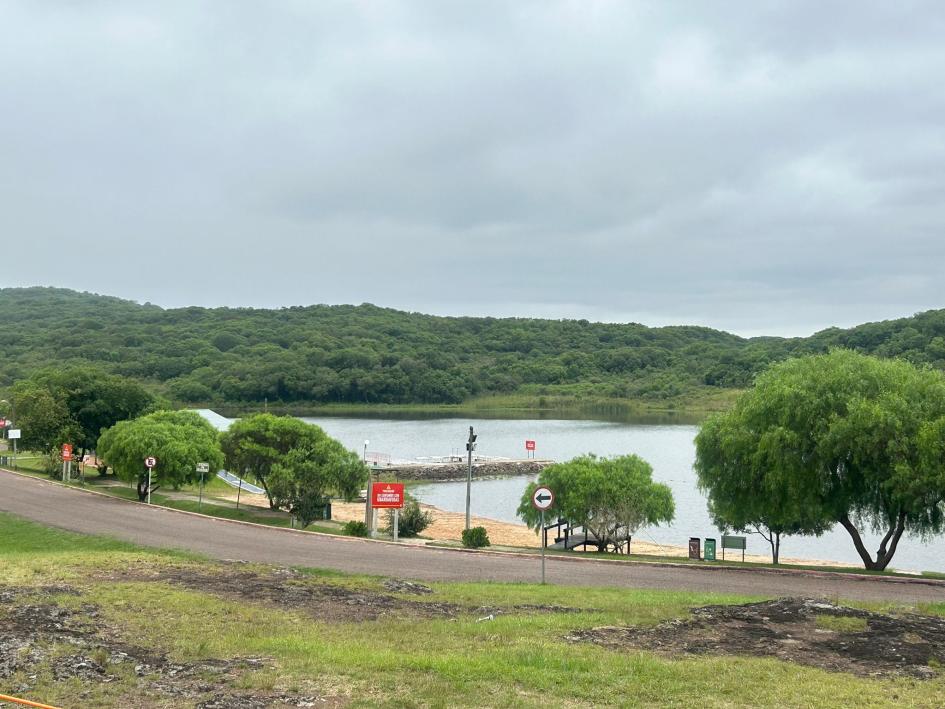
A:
[2,513,944,707]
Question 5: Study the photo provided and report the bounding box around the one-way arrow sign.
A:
[531,486,554,511]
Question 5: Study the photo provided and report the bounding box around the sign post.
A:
[144,456,157,504]
[196,462,210,510]
[61,443,73,482]
[8,429,20,470]
[525,440,536,459]
[465,426,477,531]
[371,482,405,540]
[531,486,554,584]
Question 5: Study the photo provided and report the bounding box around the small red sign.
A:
[61,443,73,461]
[0,419,6,427]
[525,440,536,451]
[371,482,405,509]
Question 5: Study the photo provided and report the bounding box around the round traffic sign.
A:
[531,486,554,511]
[144,456,157,469]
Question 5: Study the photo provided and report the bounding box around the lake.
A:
[300,415,944,573]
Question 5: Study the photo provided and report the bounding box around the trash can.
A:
[688,537,701,560]
[704,538,716,561]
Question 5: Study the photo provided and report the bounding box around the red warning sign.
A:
[371,482,405,509]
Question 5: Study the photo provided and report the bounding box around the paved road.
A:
[2,469,943,603]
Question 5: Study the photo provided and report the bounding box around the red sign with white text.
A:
[61,443,73,461]
[371,482,405,509]
[525,440,536,451]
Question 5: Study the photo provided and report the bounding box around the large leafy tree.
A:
[267,440,368,528]
[695,415,833,563]
[6,382,75,453]
[98,410,224,501]
[695,349,945,570]
[220,413,344,508]
[11,366,156,460]
[518,454,675,552]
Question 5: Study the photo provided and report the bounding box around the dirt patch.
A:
[104,564,462,622]
[0,585,335,706]
[382,579,434,595]
[105,563,590,624]
[566,598,945,678]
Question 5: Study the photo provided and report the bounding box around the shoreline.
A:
[220,490,845,568]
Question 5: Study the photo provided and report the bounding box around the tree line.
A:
[7,287,945,407]
[5,366,368,529]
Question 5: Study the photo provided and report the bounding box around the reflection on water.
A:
[300,415,944,573]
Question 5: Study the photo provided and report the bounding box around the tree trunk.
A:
[136,478,148,502]
[254,472,276,509]
[771,532,780,565]
[838,512,906,571]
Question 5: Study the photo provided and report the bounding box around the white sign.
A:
[7,429,21,439]
[196,462,210,473]
[144,456,157,469]
[531,486,554,511]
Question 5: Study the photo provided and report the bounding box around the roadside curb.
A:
[3,466,944,589]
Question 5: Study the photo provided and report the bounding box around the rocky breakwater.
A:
[385,459,554,482]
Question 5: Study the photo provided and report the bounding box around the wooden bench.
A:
[721,535,746,561]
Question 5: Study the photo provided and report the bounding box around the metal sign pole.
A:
[465,426,475,531]
[147,465,152,504]
[541,509,546,584]
[393,508,399,542]
[198,469,205,510]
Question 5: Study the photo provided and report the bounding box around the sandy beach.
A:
[220,490,841,567]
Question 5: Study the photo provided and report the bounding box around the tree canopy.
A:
[695,414,833,563]
[9,286,945,409]
[267,434,369,528]
[97,410,224,501]
[518,454,675,552]
[220,413,353,508]
[695,349,945,570]
[10,365,155,457]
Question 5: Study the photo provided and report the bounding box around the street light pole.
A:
[363,440,373,529]
[465,426,476,531]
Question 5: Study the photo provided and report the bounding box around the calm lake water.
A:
[300,416,944,573]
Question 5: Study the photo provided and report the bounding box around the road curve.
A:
[2,469,943,604]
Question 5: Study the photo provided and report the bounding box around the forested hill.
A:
[3,287,945,408]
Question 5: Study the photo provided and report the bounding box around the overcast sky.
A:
[2,2,944,337]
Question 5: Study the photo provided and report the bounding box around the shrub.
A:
[462,526,490,548]
[343,520,369,537]
[383,494,433,538]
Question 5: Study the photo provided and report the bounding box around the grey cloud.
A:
[2,1,945,336]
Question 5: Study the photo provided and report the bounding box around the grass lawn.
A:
[1,512,944,707]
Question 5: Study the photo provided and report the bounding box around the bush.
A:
[343,520,369,537]
[462,526,490,548]
[383,494,433,538]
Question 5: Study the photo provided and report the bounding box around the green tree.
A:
[695,349,945,570]
[11,366,156,464]
[220,414,346,508]
[518,454,675,552]
[8,382,75,454]
[97,410,224,501]
[267,436,368,528]
[695,415,833,564]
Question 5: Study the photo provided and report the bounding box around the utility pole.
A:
[465,426,477,531]
[363,440,373,530]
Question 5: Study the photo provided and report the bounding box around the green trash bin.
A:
[704,538,716,561]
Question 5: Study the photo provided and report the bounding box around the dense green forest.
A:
[3,287,945,410]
